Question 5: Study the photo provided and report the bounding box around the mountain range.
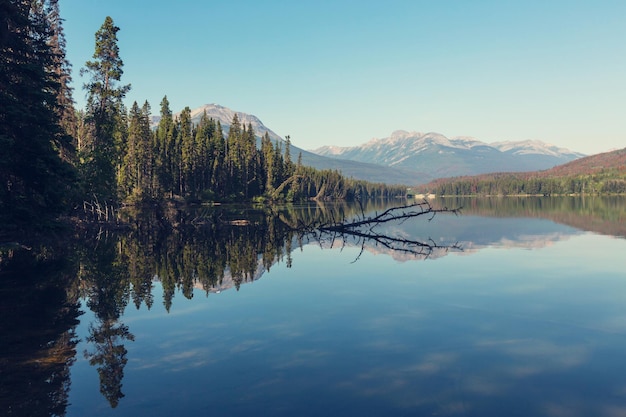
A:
[311,130,585,182]
[155,104,586,185]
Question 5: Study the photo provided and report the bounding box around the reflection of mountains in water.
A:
[4,197,621,413]
[104,196,626,301]
[369,196,625,262]
[313,213,580,263]
[278,196,625,264]
[184,197,620,291]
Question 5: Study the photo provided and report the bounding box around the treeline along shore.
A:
[1,6,404,235]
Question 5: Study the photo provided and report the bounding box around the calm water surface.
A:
[2,197,626,416]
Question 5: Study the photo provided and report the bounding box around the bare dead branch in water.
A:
[282,200,463,261]
[318,201,461,232]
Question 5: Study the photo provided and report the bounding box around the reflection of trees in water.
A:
[84,320,135,408]
[431,196,626,236]
[3,198,623,414]
[76,234,135,408]
[106,201,460,310]
[64,204,315,409]
[284,201,462,261]
[0,200,457,413]
[0,246,81,417]
[120,204,304,308]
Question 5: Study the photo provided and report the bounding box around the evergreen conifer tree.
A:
[211,121,226,196]
[178,107,193,196]
[46,0,76,162]
[119,101,152,200]
[284,135,294,177]
[80,16,130,202]
[260,133,274,194]
[0,0,76,227]
[154,96,174,196]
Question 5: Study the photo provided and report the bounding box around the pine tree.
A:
[194,111,214,194]
[46,0,76,162]
[211,121,226,196]
[80,16,130,202]
[284,135,294,177]
[0,0,76,227]
[120,101,152,201]
[260,133,274,194]
[272,141,284,190]
[154,96,174,196]
[226,114,243,195]
[178,107,193,196]
[242,122,258,198]
[139,101,154,197]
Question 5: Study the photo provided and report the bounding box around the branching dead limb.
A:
[318,201,461,232]
[281,200,463,261]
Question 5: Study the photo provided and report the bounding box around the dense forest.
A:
[1,3,404,232]
[416,148,626,197]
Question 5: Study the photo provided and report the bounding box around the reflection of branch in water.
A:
[288,201,463,261]
[326,228,461,263]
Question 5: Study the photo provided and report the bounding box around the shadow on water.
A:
[1,196,624,415]
[0,244,82,416]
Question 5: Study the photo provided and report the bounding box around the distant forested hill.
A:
[416,147,626,196]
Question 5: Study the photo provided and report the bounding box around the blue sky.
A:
[60,0,625,155]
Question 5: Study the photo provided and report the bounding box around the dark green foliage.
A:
[119,101,153,200]
[2,6,404,227]
[79,16,130,202]
[154,96,176,197]
[0,0,76,229]
[115,100,405,203]
[420,169,626,197]
[81,16,130,116]
[47,0,76,162]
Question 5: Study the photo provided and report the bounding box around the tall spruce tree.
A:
[242,122,258,198]
[260,132,274,193]
[194,111,214,194]
[226,114,242,195]
[211,121,226,196]
[80,16,130,202]
[139,101,153,198]
[46,0,76,162]
[178,107,193,196]
[0,0,76,228]
[284,135,294,176]
[154,96,174,197]
[120,101,152,200]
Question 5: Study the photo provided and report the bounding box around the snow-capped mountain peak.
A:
[151,103,285,144]
[310,130,585,180]
[188,103,283,143]
[492,140,585,158]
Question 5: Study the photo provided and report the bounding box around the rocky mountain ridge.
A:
[311,130,585,179]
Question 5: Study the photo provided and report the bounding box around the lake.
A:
[2,196,626,416]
